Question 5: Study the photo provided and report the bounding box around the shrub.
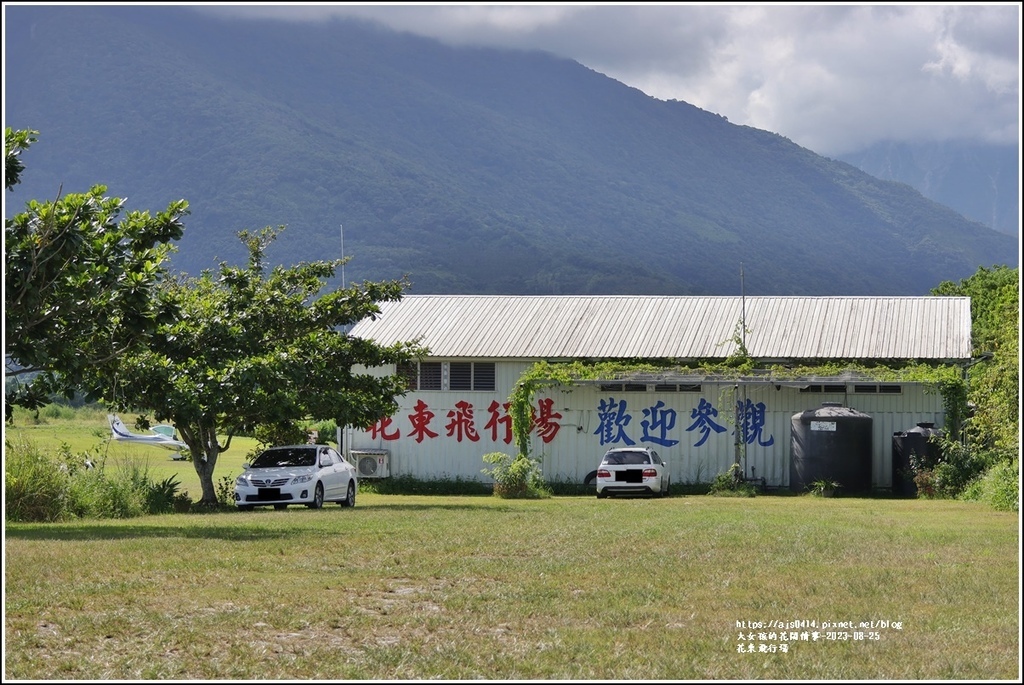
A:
[65,466,110,518]
[4,437,165,521]
[960,460,1019,512]
[913,468,939,499]
[306,419,339,444]
[708,463,757,498]
[481,452,551,499]
[40,403,78,421]
[911,437,991,499]
[148,475,184,514]
[808,478,842,497]
[215,475,236,509]
[89,460,151,519]
[934,438,990,497]
[4,438,72,522]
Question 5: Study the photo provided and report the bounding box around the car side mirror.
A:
[242,463,250,470]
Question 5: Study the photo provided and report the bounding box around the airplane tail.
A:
[108,414,132,440]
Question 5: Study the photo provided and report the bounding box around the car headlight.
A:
[235,476,248,486]
[291,474,313,484]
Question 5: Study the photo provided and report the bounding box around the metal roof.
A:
[349,295,973,362]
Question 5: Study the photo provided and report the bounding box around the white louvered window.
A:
[800,384,847,393]
[450,362,472,390]
[450,362,495,391]
[854,384,902,394]
[402,361,495,391]
[654,383,702,392]
[419,362,443,390]
[473,363,496,391]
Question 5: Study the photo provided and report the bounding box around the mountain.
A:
[3,5,1018,296]
[838,141,1019,239]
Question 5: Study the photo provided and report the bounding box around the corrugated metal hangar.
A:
[345,295,972,490]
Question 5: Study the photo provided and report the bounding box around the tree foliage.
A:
[4,127,36,189]
[4,127,188,416]
[96,226,423,504]
[932,265,1019,462]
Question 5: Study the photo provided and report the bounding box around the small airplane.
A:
[108,414,189,458]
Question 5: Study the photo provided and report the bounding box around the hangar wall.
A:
[346,361,945,489]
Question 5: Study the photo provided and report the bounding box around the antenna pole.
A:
[739,263,747,477]
[740,263,746,351]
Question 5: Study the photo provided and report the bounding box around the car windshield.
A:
[602,451,651,465]
[251,448,317,468]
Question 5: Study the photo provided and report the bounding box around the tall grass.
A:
[4,437,181,521]
[960,458,1020,512]
[3,438,74,522]
[4,405,260,506]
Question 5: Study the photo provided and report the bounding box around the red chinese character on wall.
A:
[485,400,513,444]
[534,397,562,444]
[369,415,400,441]
[408,399,439,443]
[446,400,480,442]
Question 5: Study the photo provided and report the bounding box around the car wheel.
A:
[596,490,608,499]
[340,480,356,507]
[274,503,288,510]
[237,504,254,512]
[662,478,670,498]
[307,482,324,509]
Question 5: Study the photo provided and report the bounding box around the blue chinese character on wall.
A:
[641,400,680,447]
[686,397,727,447]
[594,397,635,446]
[737,398,775,446]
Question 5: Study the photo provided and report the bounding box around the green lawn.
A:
[4,407,259,500]
[3,409,1020,679]
[4,493,1019,680]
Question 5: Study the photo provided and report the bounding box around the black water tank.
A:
[791,403,873,493]
[892,422,943,497]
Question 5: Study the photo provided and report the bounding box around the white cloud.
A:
[196,3,1020,156]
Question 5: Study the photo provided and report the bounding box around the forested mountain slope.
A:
[4,6,1016,295]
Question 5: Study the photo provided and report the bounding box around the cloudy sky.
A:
[196,3,1021,157]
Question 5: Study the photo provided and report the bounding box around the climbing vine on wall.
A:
[508,359,967,458]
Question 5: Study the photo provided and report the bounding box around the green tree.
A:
[932,265,1019,463]
[4,127,188,416]
[96,226,422,505]
[5,127,36,188]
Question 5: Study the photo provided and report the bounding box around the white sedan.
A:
[595,446,670,498]
[234,444,357,510]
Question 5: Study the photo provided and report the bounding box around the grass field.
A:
[3,411,1021,680]
[4,406,260,501]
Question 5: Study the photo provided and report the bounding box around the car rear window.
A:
[602,451,651,465]
[251,448,317,468]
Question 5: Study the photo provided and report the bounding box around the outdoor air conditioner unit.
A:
[352,449,390,479]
